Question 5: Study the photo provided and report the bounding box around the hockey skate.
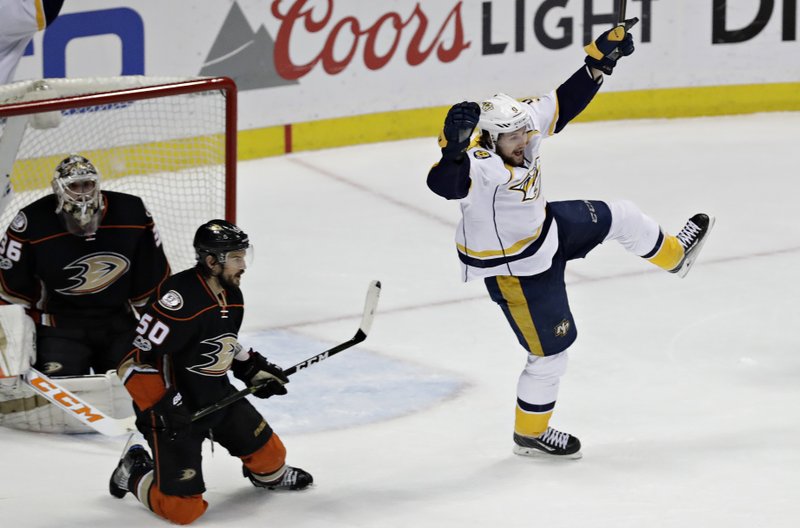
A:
[670,213,715,278]
[513,428,582,459]
[109,444,154,498]
[243,465,313,491]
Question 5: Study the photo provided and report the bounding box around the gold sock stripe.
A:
[515,407,553,438]
[648,234,684,270]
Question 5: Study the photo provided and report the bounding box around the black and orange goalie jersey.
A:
[0,191,170,326]
[118,268,245,419]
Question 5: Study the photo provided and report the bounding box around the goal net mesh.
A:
[0,76,234,272]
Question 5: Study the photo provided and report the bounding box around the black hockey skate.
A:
[513,428,582,459]
[243,465,313,491]
[670,213,715,278]
[109,444,154,498]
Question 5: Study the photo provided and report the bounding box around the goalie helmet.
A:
[51,154,103,236]
[477,93,532,151]
[193,219,250,264]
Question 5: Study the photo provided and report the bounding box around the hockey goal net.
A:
[0,76,236,272]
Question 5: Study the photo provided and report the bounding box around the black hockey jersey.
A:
[119,268,245,419]
[0,191,170,326]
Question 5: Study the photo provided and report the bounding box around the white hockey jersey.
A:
[0,0,45,84]
[456,92,560,281]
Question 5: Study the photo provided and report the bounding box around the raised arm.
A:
[427,101,481,200]
[554,18,637,133]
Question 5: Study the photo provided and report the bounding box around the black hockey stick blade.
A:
[284,279,380,376]
[191,280,382,422]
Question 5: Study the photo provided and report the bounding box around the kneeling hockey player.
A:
[110,220,312,525]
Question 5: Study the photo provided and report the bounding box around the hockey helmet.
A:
[477,93,531,150]
[51,154,103,236]
[194,219,250,264]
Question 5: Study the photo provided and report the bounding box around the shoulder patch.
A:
[10,212,27,233]
[159,290,184,311]
[473,150,492,159]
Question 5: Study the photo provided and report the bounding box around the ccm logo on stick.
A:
[294,352,329,371]
[28,375,104,423]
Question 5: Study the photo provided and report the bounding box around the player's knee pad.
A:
[605,200,661,256]
[241,432,287,476]
[149,490,207,525]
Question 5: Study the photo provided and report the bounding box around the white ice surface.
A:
[2,112,799,527]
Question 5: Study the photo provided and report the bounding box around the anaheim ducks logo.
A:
[509,157,541,202]
[187,333,242,377]
[56,252,130,295]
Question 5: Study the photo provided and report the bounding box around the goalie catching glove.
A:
[231,349,289,398]
[584,18,638,75]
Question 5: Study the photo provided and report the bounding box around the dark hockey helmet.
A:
[51,154,103,236]
[193,219,250,264]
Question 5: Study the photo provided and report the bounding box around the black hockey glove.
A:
[231,349,289,399]
[584,18,638,75]
[138,388,192,441]
[439,101,480,161]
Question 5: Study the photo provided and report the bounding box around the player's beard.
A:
[501,148,525,167]
[219,270,244,290]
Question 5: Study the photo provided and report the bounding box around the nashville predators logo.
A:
[509,157,541,202]
[554,319,571,337]
[56,252,130,295]
[187,333,242,377]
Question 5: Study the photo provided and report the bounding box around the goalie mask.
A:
[477,93,532,151]
[52,154,103,236]
[194,219,251,266]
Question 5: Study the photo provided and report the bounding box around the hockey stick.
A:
[23,368,136,436]
[191,279,382,422]
[606,0,639,62]
[13,281,381,435]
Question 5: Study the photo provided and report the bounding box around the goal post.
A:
[0,76,237,272]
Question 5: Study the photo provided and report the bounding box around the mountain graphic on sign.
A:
[200,2,296,91]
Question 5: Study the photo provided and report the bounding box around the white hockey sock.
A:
[515,352,568,437]
[605,200,662,257]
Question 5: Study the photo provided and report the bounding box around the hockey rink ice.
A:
[2,112,798,527]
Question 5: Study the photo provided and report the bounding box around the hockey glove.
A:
[439,101,480,161]
[139,388,192,441]
[584,18,638,75]
[232,349,289,398]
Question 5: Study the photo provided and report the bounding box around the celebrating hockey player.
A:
[426,20,714,458]
[110,219,312,525]
[0,154,170,377]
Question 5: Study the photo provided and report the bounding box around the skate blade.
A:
[676,215,716,278]
[512,445,583,460]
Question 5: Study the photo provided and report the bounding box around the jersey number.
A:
[136,313,170,344]
[0,235,22,261]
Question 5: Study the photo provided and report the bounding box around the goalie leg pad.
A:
[0,304,36,378]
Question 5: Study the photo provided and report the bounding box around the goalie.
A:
[0,154,170,432]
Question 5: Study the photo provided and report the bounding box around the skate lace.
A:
[539,427,569,449]
[280,468,298,487]
[676,221,700,248]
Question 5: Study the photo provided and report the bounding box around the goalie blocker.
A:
[0,305,132,433]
